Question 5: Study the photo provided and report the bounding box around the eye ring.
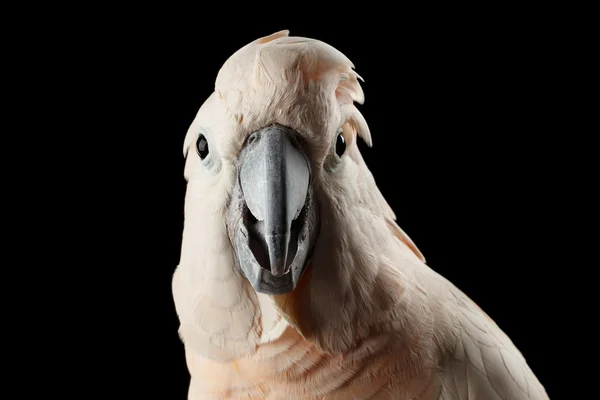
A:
[196,134,209,160]
[335,131,346,158]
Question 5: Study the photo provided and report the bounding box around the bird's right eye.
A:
[196,134,209,160]
[335,131,346,158]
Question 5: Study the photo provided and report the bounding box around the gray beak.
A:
[229,124,319,295]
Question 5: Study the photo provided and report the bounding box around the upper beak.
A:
[230,124,318,295]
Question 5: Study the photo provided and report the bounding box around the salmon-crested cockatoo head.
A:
[174,30,425,360]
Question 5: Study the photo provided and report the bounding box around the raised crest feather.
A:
[183,30,372,157]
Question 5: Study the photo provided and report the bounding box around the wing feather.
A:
[438,290,549,399]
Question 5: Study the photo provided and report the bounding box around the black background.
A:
[30,10,574,399]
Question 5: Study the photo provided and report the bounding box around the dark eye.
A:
[335,132,346,157]
[196,134,209,160]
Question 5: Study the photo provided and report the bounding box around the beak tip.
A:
[270,269,285,278]
[267,233,290,277]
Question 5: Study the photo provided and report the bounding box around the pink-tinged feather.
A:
[173,30,548,399]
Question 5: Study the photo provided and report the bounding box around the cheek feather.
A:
[272,265,314,336]
[175,168,264,361]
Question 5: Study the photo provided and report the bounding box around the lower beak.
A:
[231,124,318,294]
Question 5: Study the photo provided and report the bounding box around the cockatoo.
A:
[172,30,548,399]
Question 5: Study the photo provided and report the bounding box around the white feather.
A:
[172,30,548,399]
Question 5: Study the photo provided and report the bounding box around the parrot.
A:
[172,30,549,399]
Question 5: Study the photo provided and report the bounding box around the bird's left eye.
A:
[335,131,346,157]
[196,134,209,160]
